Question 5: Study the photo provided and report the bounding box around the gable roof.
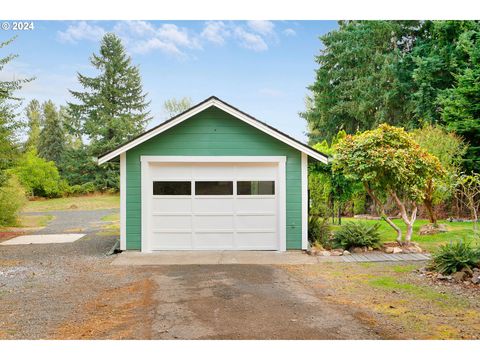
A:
[97,96,329,164]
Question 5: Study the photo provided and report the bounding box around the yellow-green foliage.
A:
[11,150,67,198]
[0,175,27,226]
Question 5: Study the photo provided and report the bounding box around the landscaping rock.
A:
[392,247,403,254]
[436,274,452,281]
[452,271,467,282]
[352,246,367,253]
[330,250,343,256]
[464,267,474,277]
[319,250,331,256]
[343,250,351,255]
[419,223,448,235]
[384,247,395,254]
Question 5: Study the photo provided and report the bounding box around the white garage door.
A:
[147,162,279,250]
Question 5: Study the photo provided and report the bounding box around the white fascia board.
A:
[97,98,329,165]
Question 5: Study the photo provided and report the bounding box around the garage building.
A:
[98,96,328,252]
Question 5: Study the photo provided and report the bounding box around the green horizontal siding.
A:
[126,106,303,250]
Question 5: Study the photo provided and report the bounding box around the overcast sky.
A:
[1,20,338,141]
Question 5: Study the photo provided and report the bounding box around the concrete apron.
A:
[110,250,431,266]
[111,250,323,265]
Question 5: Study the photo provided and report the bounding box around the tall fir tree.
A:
[67,33,151,190]
[301,21,420,143]
[68,33,151,156]
[38,100,66,166]
[24,99,42,152]
[0,37,32,185]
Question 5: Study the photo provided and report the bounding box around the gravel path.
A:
[22,209,118,234]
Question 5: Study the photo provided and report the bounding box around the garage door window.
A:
[153,181,191,195]
[195,181,233,195]
[237,181,275,195]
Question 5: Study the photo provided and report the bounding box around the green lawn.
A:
[23,193,119,212]
[333,218,477,253]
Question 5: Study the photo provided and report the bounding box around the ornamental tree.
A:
[334,124,444,244]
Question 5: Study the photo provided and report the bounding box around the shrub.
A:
[333,221,381,250]
[432,241,480,275]
[0,174,26,226]
[11,150,64,198]
[308,216,332,248]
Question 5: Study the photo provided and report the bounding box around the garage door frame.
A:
[140,156,287,252]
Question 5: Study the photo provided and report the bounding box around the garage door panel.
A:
[193,198,234,213]
[150,163,192,179]
[151,232,192,250]
[194,232,235,249]
[194,215,234,230]
[236,232,277,250]
[193,164,235,178]
[235,198,276,212]
[152,214,192,230]
[152,198,191,213]
[236,214,276,230]
[235,163,277,179]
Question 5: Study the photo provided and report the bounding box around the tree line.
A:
[0,33,192,225]
[302,20,479,173]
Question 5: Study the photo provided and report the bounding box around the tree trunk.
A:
[424,197,437,226]
[338,204,342,225]
[391,191,417,245]
[363,183,402,242]
[423,179,437,226]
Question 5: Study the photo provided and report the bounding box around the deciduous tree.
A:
[334,124,443,244]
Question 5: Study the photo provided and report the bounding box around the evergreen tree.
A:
[67,33,151,190]
[38,100,66,165]
[437,24,480,172]
[24,99,42,152]
[0,37,32,185]
[68,33,151,156]
[301,21,420,143]
[410,21,480,123]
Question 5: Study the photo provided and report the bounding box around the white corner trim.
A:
[140,159,151,253]
[278,160,287,251]
[301,153,308,250]
[97,98,328,165]
[120,153,126,250]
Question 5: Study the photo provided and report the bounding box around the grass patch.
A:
[392,264,417,273]
[369,276,452,303]
[98,221,120,236]
[23,193,119,212]
[20,214,54,227]
[334,218,476,253]
[101,212,119,222]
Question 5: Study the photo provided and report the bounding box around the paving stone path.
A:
[321,252,431,263]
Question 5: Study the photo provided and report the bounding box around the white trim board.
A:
[98,97,329,165]
[119,152,127,251]
[301,152,308,250]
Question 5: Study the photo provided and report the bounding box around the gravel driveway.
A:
[23,209,118,234]
[0,208,393,339]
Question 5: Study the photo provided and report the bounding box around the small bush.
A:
[0,175,27,226]
[333,221,381,250]
[432,241,480,275]
[308,216,331,248]
[11,150,64,198]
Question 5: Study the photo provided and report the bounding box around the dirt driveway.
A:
[1,209,479,339]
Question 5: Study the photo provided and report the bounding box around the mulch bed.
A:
[0,231,25,242]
